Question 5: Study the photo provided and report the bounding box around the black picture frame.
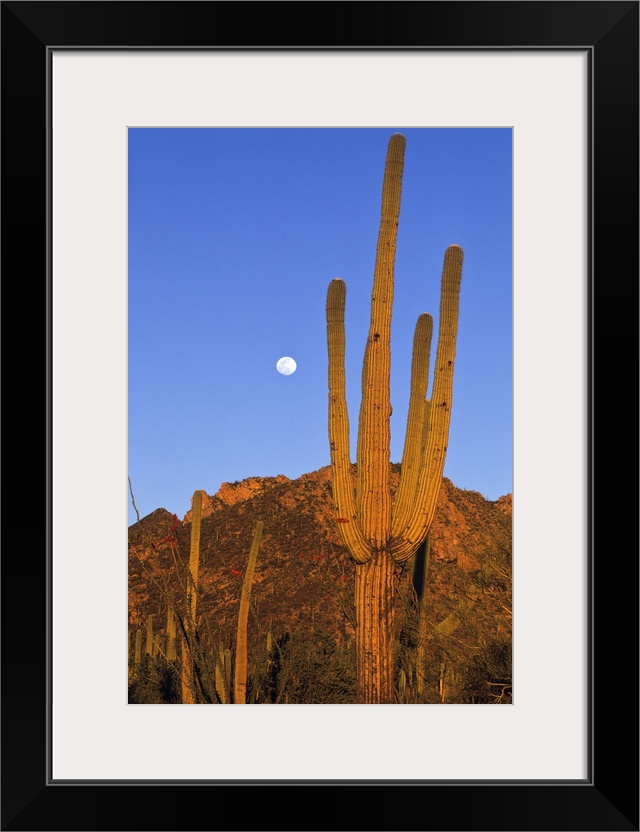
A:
[2,2,638,830]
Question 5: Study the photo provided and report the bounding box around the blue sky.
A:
[128,128,512,526]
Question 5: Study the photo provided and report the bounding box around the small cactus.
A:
[134,629,142,665]
[166,595,177,661]
[224,649,232,702]
[215,642,231,704]
[145,615,154,656]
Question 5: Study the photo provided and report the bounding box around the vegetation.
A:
[326,133,463,702]
[127,472,511,705]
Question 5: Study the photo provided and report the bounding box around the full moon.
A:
[276,356,297,376]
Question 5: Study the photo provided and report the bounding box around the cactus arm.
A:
[327,279,373,563]
[391,313,433,538]
[392,245,463,561]
[355,133,405,550]
[234,521,264,704]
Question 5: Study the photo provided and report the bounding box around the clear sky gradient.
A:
[128,128,512,527]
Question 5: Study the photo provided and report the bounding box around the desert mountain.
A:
[128,465,512,703]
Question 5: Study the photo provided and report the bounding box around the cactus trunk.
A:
[355,553,396,703]
[181,489,204,704]
[233,521,264,704]
[326,134,463,703]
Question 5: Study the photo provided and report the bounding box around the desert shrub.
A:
[128,655,181,704]
[267,630,356,704]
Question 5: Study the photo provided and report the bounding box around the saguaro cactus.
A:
[233,521,264,704]
[326,133,463,703]
[181,489,204,703]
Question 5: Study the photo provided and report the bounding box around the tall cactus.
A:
[326,133,463,702]
[233,521,264,704]
[181,489,204,704]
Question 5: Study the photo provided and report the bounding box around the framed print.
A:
[2,1,638,830]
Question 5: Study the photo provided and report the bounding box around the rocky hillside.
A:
[128,465,512,704]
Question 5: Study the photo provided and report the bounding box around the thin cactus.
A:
[224,648,232,702]
[233,521,264,704]
[326,133,463,702]
[215,642,230,704]
[166,593,177,661]
[181,489,204,704]
[398,667,407,702]
[134,629,142,665]
[145,615,154,656]
[215,665,225,703]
